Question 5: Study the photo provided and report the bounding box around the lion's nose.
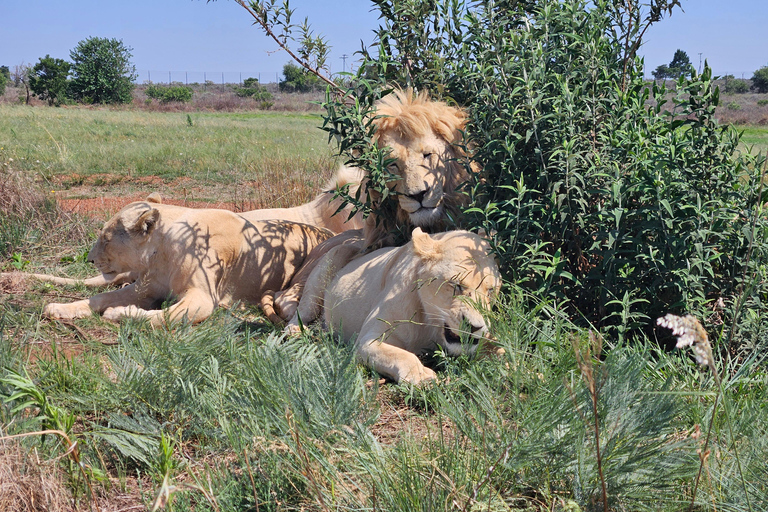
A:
[408,190,427,205]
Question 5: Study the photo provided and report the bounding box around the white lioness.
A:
[8,166,365,290]
[287,228,501,385]
[41,200,333,326]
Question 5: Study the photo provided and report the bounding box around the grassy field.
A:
[1,105,767,511]
[0,105,338,214]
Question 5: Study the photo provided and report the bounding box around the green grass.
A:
[0,105,337,204]
[1,105,767,511]
[737,124,768,156]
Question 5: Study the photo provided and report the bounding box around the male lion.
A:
[41,200,333,326]
[286,228,501,385]
[262,89,473,322]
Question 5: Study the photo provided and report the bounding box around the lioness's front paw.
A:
[284,322,303,336]
[401,365,438,386]
[43,302,92,320]
[103,305,144,322]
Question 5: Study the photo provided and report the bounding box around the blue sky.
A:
[1,0,766,84]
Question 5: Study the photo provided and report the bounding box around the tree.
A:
[651,64,670,81]
[69,37,137,104]
[667,49,694,79]
[279,62,322,93]
[28,55,71,106]
[751,66,768,93]
[0,66,8,96]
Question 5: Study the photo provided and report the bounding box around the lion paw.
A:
[43,302,91,320]
[401,365,438,386]
[284,322,303,336]
[103,305,145,322]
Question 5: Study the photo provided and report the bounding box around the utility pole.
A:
[340,54,349,73]
[698,52,703,74]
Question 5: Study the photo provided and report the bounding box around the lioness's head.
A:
[411,228,501,355]
[87,200,161,275]
[365,90,470,247]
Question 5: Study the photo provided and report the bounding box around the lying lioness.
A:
[42,200,333,326]
[287,228,502,385]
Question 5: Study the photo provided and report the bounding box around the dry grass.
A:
[0,441,74,512]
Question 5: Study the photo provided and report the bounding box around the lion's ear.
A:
[132,208,160,236]
[146,192,163,204]
[411,227,442,262]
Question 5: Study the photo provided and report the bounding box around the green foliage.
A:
[758,99,768,107]
[723,75,750,94]
[318,0,768,345]
[668,48,695,78]
[751,66,768,94]
[652,63,670,81]
[68,37,137,104]
[279,62,323,92]
[28,54,71,106]
[0,66,8,96]
[727,101,742,110]
[233,77,274,108]
[145,83,193,103]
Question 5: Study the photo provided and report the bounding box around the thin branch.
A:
[232,0,342,93]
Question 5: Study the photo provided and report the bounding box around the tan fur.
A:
[42,201,333,326]
[241,165,366,234]
[261,89,473,323]
[364,88,471,249]
[286,228,501,385]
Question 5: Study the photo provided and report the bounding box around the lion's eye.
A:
[451,282,464,296]
[423,152,433,159]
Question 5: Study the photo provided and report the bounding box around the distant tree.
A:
[12,63,32,104]
[751,66,768,94]
[723,75,749,94]
[28,55,71,106]
[651,64,670,81]
[667,49,694,79]
[69,37,137,104]
[0,66,8,96]
[279,62,323,93]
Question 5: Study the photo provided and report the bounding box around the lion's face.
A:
[87,202,160,275]
[412,229,501,356]
[379,129,461,229]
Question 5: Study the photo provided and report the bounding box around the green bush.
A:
[758,99,768,107]
[751,66,768,93]
[322,0,768,345]
[69,37,137,104]
[28,55,71,106]
[727,101,741,110]
[723,77,750,94]
[233,77,273,107]
[279,62,323,93]
[145,84,193,103]
[0,66,8,96]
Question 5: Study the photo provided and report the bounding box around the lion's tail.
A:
[259,290,285,326]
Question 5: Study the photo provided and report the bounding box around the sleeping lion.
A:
[286,228,501,385]
[41,198,333,326]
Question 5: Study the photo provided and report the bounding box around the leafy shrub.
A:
[28,55,71,106]
[723,77,749,94]
[279,62,323,93]
[69,37,137,104]
[145,84,193,103]
[758,99,768,107]
[321,0,768,345]
[751,66,768,94]
[0,66,8,96]
[727,101,741,110]
[233,77,273,108]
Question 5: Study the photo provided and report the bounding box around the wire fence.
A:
[137,70,284,85]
